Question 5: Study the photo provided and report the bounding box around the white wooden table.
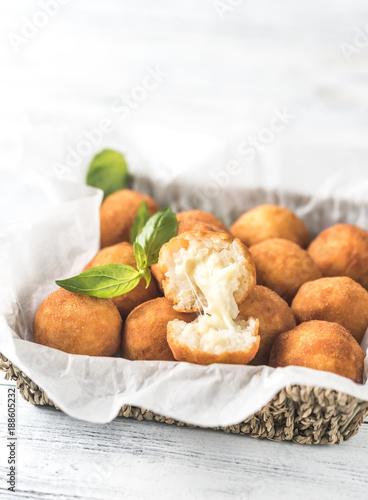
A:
[0,377,367,500]
[1,2,368,498]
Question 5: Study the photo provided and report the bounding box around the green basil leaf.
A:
[130,201,149,243]
[133,241,147,271]
[56,264,141,298]
[136,206,178,266]
[86,149,129,199]
[140,267,152,289]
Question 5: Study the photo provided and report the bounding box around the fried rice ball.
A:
[151,219,228,291]
[121,297,196,361]
[176,219,228,236]
[308,224,368,290]
[237,286,296,365]
[250,238,322,304]
[167,318,259,365]
[159,231,256,313]
[230,204,310,248]
[34,288,122,356]
[100,189,159,248]
[158,231,260,365]
[176,209,229,233]
[291,277,368,344]
[84,242,160,319]
[269,320,365,383]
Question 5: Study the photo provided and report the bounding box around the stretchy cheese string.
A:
[183,269,205,315]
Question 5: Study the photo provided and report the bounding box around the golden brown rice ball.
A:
[230,204,310,248]
[237,285,296,365]
[100,189,159,248]
[34,288,122,356]
[176,209,229,233]
[151,219,228,291]
[291,277,368,344]
[121,297,196,361]
[269,320,365,383]
[308,224,368,290]
[250,238,322,304]
[84,242,160,318]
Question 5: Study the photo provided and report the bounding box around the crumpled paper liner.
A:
[0,119,367,425]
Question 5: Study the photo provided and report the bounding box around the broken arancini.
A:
[34,288,122,356]
[237,285,296,366]
[291,276,368,344]
[230,204,310,248]
[84,241,160,319]
[250,238,322,304]
[159,231,256,313]
[151,219,228,291]
[269,320,365,383]
[167,318,259,365]
[121,297,196,361]
[100,189,159,248]
[308,224,368,290]
[158,231,259,365]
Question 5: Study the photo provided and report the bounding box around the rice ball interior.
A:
[159,232,259,360]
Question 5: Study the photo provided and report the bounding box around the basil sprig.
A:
[133,241,151,288]
[130,201,149,243]
[86,149,129,199]
[56,206,177,298]
[135,207,177,266]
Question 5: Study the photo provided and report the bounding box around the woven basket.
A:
[1,354,367,445]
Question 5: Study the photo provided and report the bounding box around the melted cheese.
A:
[171,245,257,354]
[181,251,240,329]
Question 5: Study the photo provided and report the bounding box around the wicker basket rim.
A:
[1,353,367,445]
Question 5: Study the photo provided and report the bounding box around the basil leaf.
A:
[133,241,147,271]
[86,149,129,199]
[140,267,152,289]
[136,207,178,266]
[56,264,141,298]
[130,201,149,243]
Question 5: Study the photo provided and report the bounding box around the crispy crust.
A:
[291,277,368,344]
[230,204,310,248]
[308,224,368,290]
[250,238,322,304]
[158,231,257,312]
[33,288,122,356]
[269,320,365,383]
[100,189,159,248]
[84,242,160,318]
[176,219,228,236]
[167,319,260,365]
[176,210,229,233]
[122,298,196,361]
[238,285,296,365]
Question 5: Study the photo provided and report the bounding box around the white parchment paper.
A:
[1,118,368,425]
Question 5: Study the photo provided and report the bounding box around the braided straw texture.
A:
[1,354,367,445]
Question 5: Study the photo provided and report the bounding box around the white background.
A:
[1,1,368,499]
[2,0,368,227]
